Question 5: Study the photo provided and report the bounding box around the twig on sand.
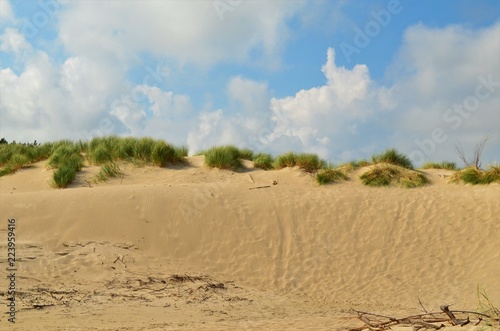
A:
[249,185,271,190]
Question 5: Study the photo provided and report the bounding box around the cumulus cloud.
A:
[187,77,273,153]
[0,0,13,22]
[0,27,30,54]
[58,0,304,68]
[266,48,383,159]
[386,22,500,164]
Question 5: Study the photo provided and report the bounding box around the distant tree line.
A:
[0,138,39,146]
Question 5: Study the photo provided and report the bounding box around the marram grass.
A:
[360,164,429,188]
[316,168,348,185]
[273,152,325,173]
[203,145,242,170]
[421,161,457,170]
[372,148,414,169]
[450,165,500,185]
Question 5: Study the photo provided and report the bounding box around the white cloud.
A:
[0,27,29,54]
[387,22,500,164]
[266,47,382,159]
[58,0,304,68]
[187,77,273,153]
[0,0,13,22]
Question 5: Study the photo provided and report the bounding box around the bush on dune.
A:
[204,145,242,170]
[273,152,325,173]
[252,153,273,170]
[360,164,429,188]
[372,148,414,169]
[316,168,348,185]
[450,164,500,185]
[421,161,457,170]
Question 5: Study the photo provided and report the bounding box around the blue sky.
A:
[0,0,499,166]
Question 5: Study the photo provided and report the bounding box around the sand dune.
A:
[1,157,499,330]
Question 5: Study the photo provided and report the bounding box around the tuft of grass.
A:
[47,145,81,169]
[273,152,325,173]
[52,164,77,188]
[372,148,414,169]
[88,144,113,165]
[119,137,138,159]
[252,153,274,170]
[421,161,457,170]
[477,285,500,328]
[95,162,124,182]
[295,153,326,173]
[273,152,296,169]
[239,148,254,161]
[174,145,189,159]
[316,168,348,185]
[360,164,429,188]
[450,165,500,185]
[151,140,176,167]
[133,137,156,162]
[204,145,242,170]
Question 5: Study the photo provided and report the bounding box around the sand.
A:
[0,156,499,330]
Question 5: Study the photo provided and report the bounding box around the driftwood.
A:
[249,185,271,190]
[348,305,498,331]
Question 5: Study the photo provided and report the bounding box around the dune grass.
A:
[252,153,274,170]
[95,162,124,182]
[450,165,500,185]
[203,145,242,170]
[316,168,348,185]
[360,164,429,188]
[0,141,54,176]
[273,152,325,173]
[338,159,371,172]
[372,148,414,169]
[421,161,457,170]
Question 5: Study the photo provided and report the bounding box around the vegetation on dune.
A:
[203,145,242,170]
[0,139,53,176]
[252,153,274,170]
[338,159,371,172]
[239,148,254,161]
[360,164,429,188]
[450,164,500,185]
[3,136,499,189]
[421,161,457,170]
[371,148,414,169]
[316,168,348,185]
[273,152,326,173]
[95,162,124,182]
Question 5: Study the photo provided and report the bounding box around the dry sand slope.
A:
[0,156,499,330]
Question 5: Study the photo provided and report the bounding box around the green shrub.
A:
[239,148,254,160]
[52,164,77,188]
[316,168,348,185]
[0,165,13,177]
[151,140,176,167]
[9,154,30,170]
[174,145,189,159]
[88,144,113,165]
[421,161,457,170]
[95,162,124,182]
[295,153,326,173]
[134,137,155,162]
[253,153,273,170]
[483,164,500,184]
[273,152,296,169]
[273,152,325,173]
[451,165,500,185]
[119,137,137,159]
[204,145,242,170]
[48,145,80,169]
[360,164,428,188]
[372,148,414,169]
